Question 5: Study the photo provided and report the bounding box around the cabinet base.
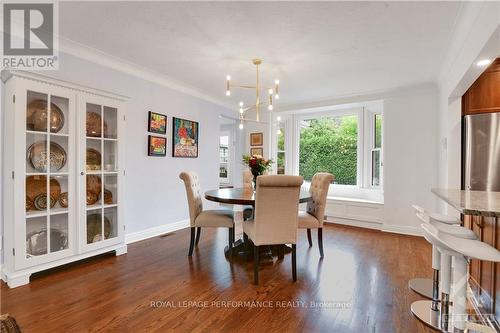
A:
[3,272,31,288]
[115,245,128,256]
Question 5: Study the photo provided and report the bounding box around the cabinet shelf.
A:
[26,210,47,218]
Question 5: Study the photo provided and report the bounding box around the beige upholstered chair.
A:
[243,175,304,284]
[242,170,254,220]
[179,171,235,256]
[298,172,334,258]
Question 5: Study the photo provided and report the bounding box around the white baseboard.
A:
[381,224,422,237]
[125,219,190,244]
[325,216,382,231]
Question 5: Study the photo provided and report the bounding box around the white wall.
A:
[9,51,237,235]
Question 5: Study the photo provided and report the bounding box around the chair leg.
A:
[254,245,259,285]
[292,244,297,281]
[188,227,195,256]
[278,244,284,260]
[195,227,201,246]
[307,229,312,247]
[228,227,234,257]
[318,228,324,258]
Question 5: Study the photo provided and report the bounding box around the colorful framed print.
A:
[250,132,263,146]
[172,117,199,158]
[250,147,263,156]
[148,111,167,134]
[148,135,167,156]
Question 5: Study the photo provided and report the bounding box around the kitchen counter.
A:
[431,188,500,217]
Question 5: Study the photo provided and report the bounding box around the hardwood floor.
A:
[1,220,435,333]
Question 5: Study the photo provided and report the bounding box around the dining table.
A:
[205,187,313,260]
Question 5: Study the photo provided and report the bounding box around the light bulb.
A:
[226,75,231,81]
[275,79,280,85]
[275,94,279,100]
[277,128,282,135]
[239,101,244,107]
[476,59,492,67]
[277,116,281,121]
[239,123,244,130]
[268,88,273,95]
[268,105,273,111]
[239,108,244,114]
[226,90,231,96]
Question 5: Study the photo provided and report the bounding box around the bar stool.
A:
[419,223,500,332]
[408,205,465,300]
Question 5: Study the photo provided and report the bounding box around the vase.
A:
[252,175,258,191]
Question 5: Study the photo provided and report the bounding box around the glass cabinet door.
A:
[84,100,120,247]
[24,90,71,262]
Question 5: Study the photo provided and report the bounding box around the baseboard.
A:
[381,224,422,237]
[125,219,190,244]
[325,216,382,231]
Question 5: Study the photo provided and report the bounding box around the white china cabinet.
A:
[2,71,127,288]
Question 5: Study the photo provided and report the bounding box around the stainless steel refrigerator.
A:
[463,113,500,191]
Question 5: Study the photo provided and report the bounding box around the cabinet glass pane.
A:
[104,175,117,205]
[49,135,68,173]
[26,133,48,173]
[104,207,118,240]
[103,141,117,172]
[50,95,69,135]
[26,91,48,132]
[86,209,102,244]
[86,175,102,208]
[86,139,102,171]
[50,175,68,213]
[26,175,48,214]
[103,106,117,139]
[26,216,48,257]
[50,213,69,253]
[86,103,102,138]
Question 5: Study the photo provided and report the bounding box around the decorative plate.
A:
[26,228,68,256]
[27,141,67,172]
[26,176,61,208]
[86,191,98,205]
[86,215,111,244]
[86,112,108,137]
[27,100,65,133]
[26,195,34,211]
[86,175,102,195]
[104,188,113,204]
[86,148,101,171]
[33,194,56,210]
[59,192,68,208]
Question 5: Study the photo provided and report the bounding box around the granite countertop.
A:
[431,188,500,217]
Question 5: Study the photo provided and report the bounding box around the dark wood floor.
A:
[1,220,435,332]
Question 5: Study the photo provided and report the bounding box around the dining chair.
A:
[242,170,254,220]
[298,172,334,258]
[179,171,235,256]
[243,175,304,284]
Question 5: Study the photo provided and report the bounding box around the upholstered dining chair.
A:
[179,171,235,256]
[243,175,304,284]
[242,170,254,220]
[298,172,334,258]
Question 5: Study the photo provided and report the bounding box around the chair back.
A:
[243,170,253,190]
[179,171,203,226]
[253,175,303,245]
[306,173,334,226]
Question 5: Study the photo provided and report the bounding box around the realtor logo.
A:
[2,1,59,69]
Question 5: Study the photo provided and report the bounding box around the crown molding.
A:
[59,37,234,110]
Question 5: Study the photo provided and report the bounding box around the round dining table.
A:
[205,187,313,260]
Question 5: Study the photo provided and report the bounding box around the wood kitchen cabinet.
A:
[462,58,500,115]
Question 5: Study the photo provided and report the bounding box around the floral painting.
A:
[148,135,166,156]
[172,117,198,157]
[148,111,167,134]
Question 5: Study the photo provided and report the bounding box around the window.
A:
[299,115,358,185]
[277,125,286,174]
[371,114,382,187]
[219,135,229,182]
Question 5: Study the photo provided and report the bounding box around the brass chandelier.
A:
[225,59,280,128]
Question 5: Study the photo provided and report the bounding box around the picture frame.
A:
[172,117,199,158]
[148,111,167,134]
[250,147,263,156]
[250,132,263,146]
[148,135,167,156]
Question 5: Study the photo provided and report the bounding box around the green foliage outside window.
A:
[299,116,358,185]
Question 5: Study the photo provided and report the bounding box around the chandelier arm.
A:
[229,84,257,89]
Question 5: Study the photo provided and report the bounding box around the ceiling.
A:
[59,2,462,110]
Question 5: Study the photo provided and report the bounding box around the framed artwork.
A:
[148,111,167,134]
[172,117,199,158]
[250,147,263,156]
[250,132,263,146]
[148,135,167,156]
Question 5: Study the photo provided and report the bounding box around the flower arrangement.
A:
[242,154,273,190]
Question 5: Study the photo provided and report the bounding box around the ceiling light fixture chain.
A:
[225,59,280,129]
